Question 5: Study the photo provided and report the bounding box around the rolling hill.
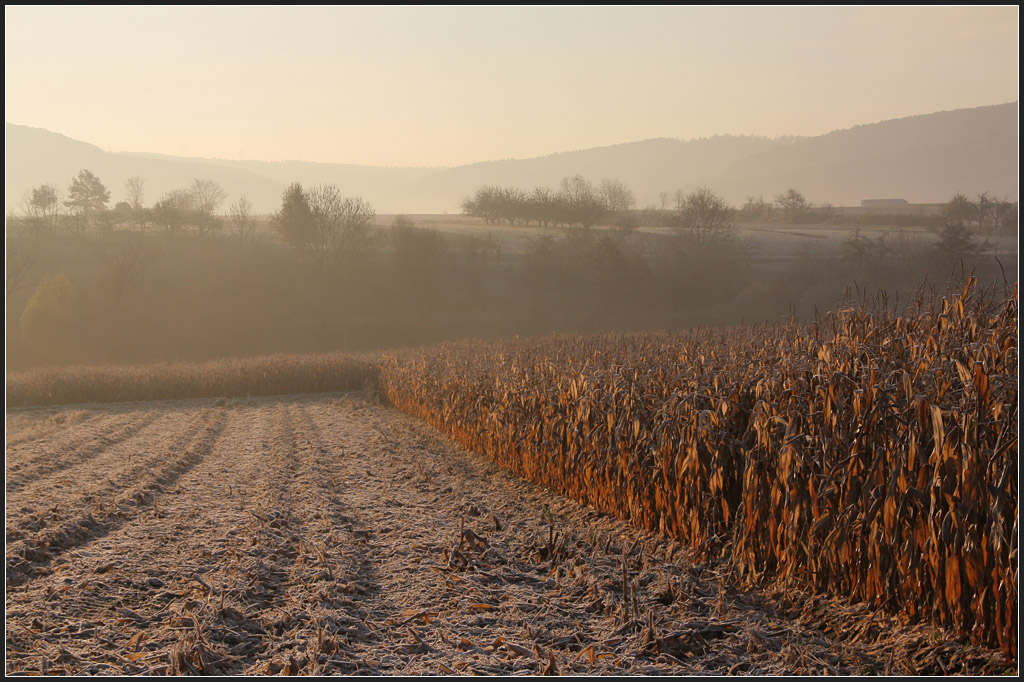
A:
[5,102,1017,215]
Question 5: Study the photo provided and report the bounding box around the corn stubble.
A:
[381,279,1017,655]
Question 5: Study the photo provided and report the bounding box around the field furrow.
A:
[6,408,208,537]
[5,405,227,586]
[5,410,163,493]
[5,410,101,448]
[5,400,281,674]
[5,409,206,514]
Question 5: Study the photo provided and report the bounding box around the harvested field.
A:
[5,394,1011,675]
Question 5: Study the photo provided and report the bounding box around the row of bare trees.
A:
[460,175,636,228]
[461,181,829,231]
[634,188,819,226]
[942,191,1017,232]
[734,189,823,222]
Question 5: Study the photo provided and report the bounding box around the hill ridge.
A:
[6,101,1017,213]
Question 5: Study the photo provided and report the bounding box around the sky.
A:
[4,5,1019,168]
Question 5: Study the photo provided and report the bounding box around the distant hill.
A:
[5,125,284,214]
[713,103,1019,206]
[398,135,797,212]
[5,102,1017,215]
[117,152,441,211]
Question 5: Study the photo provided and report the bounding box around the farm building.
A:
[861,198,909,207]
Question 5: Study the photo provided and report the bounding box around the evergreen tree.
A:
[272,183,315,249]
[65,169,110,214]
[64,169,110,231]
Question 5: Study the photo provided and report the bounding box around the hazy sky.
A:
[5,5,1019,167]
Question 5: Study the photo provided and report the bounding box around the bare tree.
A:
[338,196,376,258]
[300,184,377,327]
[528,187,556,227]
[559,175,604,227]
[461,185,505,225]
[992,198,1017,233]
[229,195,256,245]
[774,188,810,222]
[124,175,146,230]
[307,184,347,259]
[560,175,594,208]
[674,187,736,245]
[306,184,377,263]
[124,175,145,209]
[190,178,227,235]
[22,184,63,235]
[975,192,992,229]
[500,187,529,225]
[152,189,194,233]
[942,191,977,229]
[599,178,636,213]
[672,189,686,211]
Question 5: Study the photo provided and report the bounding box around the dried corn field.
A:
[5,281,1017,675]
[6,352,376,408]
[381,280,1018,660]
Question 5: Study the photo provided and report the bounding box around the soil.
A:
[5,393,1011,675]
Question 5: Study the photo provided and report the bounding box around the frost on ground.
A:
[5,394,1009,675]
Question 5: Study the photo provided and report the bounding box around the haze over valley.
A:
[6,102,1018,214]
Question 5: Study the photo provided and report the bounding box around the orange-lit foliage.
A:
[381,280,1018,654]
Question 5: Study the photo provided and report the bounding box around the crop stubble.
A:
[5,394,1007,675]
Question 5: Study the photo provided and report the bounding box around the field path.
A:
[5,394,1002,675]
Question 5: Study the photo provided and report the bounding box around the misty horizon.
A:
[4,99,1018,171]
[6,101,1019,215]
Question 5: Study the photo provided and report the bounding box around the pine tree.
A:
[272,182,314,249]
[65,169,110,214]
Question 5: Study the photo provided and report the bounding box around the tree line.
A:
[14,170,258,243]
[465,180,1018,235]
[460,181,839,234]
[460,175,636,228]
[7,175,1014,371]
[941,191,1017,232]
[459,181,846,230]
